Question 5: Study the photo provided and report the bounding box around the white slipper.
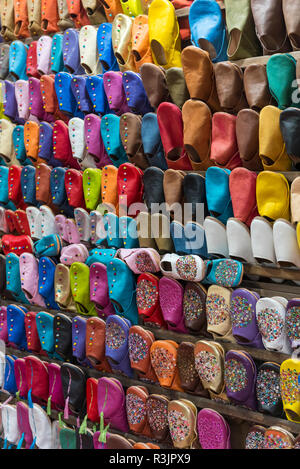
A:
[79,25,100,75]
[203,216,229,258]
[74,207,91,242]
[160,253,206,282]
[291,177,300,224]
[1,404,19,446]
[26,207,42,240]
[250,216,276,264]
[226,218,255,263]
[40,205,56,237]
[256,296,291,354]
[69,117,85,161]
[90,210,106,245]
[29,403,52,449]
[273,219,300,268]
[0,207,8,233]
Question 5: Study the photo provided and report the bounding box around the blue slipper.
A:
[100,114,129,167]
[38,257,59,310]
[141,113,168,170]
[6,253,29,304]
[189,0,228,63]
[204,258,244,287]
[205,166,233,224]
[107,258,139,325]
[86,248,117,267]
[97,23,119,72]
[6,304,28,350]
[86,75,110,115]
[51,33,64,74]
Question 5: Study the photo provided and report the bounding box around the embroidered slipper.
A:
[24,311,41,354]
[256,296,291,353]
[55,263,77,312]
[204,259,243,288]
[38,257,59,310]
[126,386,152,437]
[264,426,295,449]
[230,288,263,348]
[145,394,169,442]
[72,316,88,364]
[136,273,166,328]
[177,342,208,396]
[74,208,91,242]
[197,408,231,449]
[150,339,183,391]
[256,362,282,417]
[183,282,208,336]
[245,425,266,450]
[160,253,206,282]
[194,340,225,395]
[205,285,234,342]
[167,399,197,449]
[117,247,160,274]
[280,358,300,423]
[224,350,257,410]
[128,326,158,382]
[5,253,30,304]
[159,277,188,333]
[7,304,28,350]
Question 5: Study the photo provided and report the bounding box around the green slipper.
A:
[82,168,102,211]
[224,0,262,60]
[266,53,299,110]
[70,262,96,316]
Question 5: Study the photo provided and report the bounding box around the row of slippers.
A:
[2,348,300,447]
[0,0,170,40]
[0,400,162,449]
[3,0,300,66]
[2,400,300,450]
[3,99,300,174]
[1,294,299,382]
[0,164,148,216]
[0,164,298,236]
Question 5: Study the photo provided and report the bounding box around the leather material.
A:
[210,113,242,170]
[229,167,259,226]
[82,0,106,25]
[112,14,135,71]
[177,342,208,396]
[1,0,16,41]
[14,0,30,38]
[86,75,109,115]
[97,22,119,72]
[230,288,263,348]
[215,62,248,113]
[25,355,49,404]
[165,67,189,109]
[280,107,300,168]
[189,0,228,62]
[148,0,182,69]
[224,350,257,410]
[132,15,153,71]
[183,282,208,335]
[146,394,169,442]
[243,64,272,110]
[181,46,220,111]
[57,0,74,30]
[119,113,149,169]
[60,363,87,417]
[141,113,167,170]
[182,99,212,171]
[26,41,40,79]
[103,71,130,116]
[66,0,90,28]
[122,71,153,116]
[140,63,170,109]
[37,35,52,75]
[251,0,291,54]
[157,102,192,170]
[259,105,292,171]
[24,311,41,353]
[224,0,261,60]
[97,376,129,433]
[266,53,297,110]
[62,28,83,74]
[143,166,165,211]
[28,0,42,36]
[183,172,208,221]
[236,109,263,171]
[41,0,59,33]
[283,0,300,51]
[126,386,151,436]
[256,362,283,417]
[53,313,72,360]
[0,44,10,80]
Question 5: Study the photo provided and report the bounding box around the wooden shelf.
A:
[191,171,300,183]
[5,346,300,436]
[230,50,300,68]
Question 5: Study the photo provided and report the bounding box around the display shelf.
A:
[4,346,300,436]
[0,391,173,449]
[192,171,300,183]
